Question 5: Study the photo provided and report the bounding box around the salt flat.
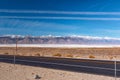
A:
[0,44,120,48]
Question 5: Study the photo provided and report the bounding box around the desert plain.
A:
[0,47,120,60]
[0,47,120,80]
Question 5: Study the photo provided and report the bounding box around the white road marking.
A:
[16,59,115,71]
[0,57,117,71]
[0,57,13,61]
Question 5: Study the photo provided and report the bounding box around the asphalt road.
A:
[0,55,120,77]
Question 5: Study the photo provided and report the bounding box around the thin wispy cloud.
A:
[1,16,120,21]
[0,0,120,38]
[0,9,120,15]
[3,19,78,30]
[0,19,79,35]
[102,29,120,34]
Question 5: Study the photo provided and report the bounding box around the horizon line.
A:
[2,35,120,40]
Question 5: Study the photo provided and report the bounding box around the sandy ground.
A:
[0,62,118,80]
[0,47,120,60]
[0,47,120,80]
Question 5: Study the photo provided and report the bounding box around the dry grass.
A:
[35,53,41,56]
[0,47,120,60]
[89,55,95,59]
[66,54,73,58]
[53,53,62,57]
[4,52,9,55]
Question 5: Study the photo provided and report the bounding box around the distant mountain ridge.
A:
[0,35,120,44]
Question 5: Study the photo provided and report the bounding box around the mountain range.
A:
[0,35,120,45]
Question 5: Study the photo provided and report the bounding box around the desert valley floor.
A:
[0,47,120,60]
[0,47,120,80]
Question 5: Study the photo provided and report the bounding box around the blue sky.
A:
[1,0,120,37]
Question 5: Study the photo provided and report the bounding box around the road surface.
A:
[0,55,120,77]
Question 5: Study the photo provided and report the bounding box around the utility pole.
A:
[14,36,18,66]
